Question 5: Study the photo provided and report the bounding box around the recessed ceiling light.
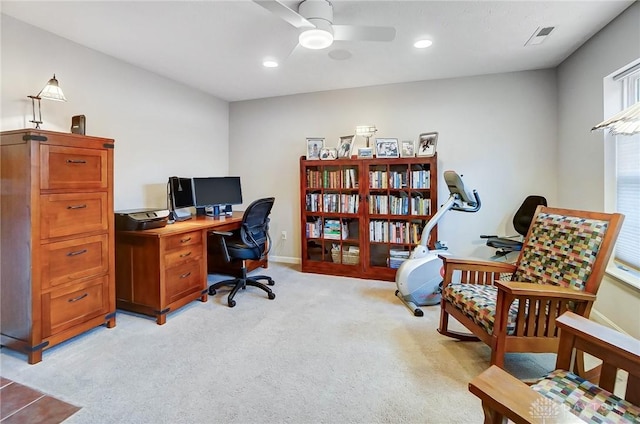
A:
[263,60,279,68]
[414,39,433,49]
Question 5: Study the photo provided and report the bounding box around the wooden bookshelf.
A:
[300,154,437,281]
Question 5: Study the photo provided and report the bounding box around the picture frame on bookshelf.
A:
[337,135,355,158]
[320,147,338,160]
[417,132,438,157]
[400,140,415,157]
[357,147,374,159]
[375,138,400,158]
[306,137,325,160]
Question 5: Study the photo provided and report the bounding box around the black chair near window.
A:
[208,197,276,308]
[480,195,547,259]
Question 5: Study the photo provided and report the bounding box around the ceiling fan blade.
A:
[332,25,396,42]
[253,0,315,29]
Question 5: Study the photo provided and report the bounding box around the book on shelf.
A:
[324,219,348,240]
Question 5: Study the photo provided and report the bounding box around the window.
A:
[607,65,640,286]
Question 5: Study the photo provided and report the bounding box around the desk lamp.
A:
[355,125,377,148]
[28,74,67,129]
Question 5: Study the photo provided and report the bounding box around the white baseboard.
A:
[590,308,629,335]
[269,255,300,264]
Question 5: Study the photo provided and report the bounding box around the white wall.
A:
[556,2,640,338]
[229,70,558,262]
[1,15,230,210]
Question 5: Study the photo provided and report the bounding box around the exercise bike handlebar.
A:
[452,190,481,212]
[417,171,481,247]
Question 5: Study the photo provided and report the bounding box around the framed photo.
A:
[417,132,438,157]
[337,135,355,159]
[306,137,324,160]
[320,147,337,160]
[357,147,374,159]
[375,138,400,159]
[400,140,415,157]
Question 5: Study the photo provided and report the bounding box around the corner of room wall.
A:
[556,2,640,336]
[1,13,230,211]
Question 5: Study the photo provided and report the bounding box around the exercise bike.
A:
[395,170,481,317]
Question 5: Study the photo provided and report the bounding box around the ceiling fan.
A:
[254,0,396,50]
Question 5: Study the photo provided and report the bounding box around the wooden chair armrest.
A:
[469,365,583,424]
[557,312,640,364]
[494,281,597,302]
[439,255,516,273]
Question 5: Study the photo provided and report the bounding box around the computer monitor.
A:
[192,177,243,216]
[168,176,194,221]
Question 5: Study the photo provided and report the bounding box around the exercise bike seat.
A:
[482,195,547,254]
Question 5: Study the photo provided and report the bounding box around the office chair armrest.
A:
[211,230,234,237]
[210,230,232,263]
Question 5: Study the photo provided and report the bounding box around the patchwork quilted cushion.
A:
[514,212,609,291]
[443,283,519,335]
[532,369,640,423]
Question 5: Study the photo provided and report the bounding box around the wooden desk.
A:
[115,212,267,324]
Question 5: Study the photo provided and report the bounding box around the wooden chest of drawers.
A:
[0,129,116,364]
[115,228,208,325]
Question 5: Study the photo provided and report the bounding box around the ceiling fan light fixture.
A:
[299,20,334,50]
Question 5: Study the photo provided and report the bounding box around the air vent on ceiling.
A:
[525,26,555,46]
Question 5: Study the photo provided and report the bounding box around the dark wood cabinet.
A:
[300,155,437,281]
[0,129,116,364]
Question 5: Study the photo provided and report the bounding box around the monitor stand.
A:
[172,207,192,221]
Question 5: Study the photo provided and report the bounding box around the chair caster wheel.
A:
[414,309,424,317]
[208,287,217,295]
[395,290,399,296]
[228,299,236,308]
[267,279,275,286]
[268,292,276,300]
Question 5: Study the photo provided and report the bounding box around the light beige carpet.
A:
[0,263,555,423]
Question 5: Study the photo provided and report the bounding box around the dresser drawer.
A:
[41,193,109,239]
[165,244,202,269]
[41,234,109,289]
[164,261,202,304]
[42,276,109,338]
[164,230,202,251]
[40,144,108,190]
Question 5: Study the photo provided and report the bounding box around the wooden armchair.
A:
[438,206,624,370]
[469,312,640,423]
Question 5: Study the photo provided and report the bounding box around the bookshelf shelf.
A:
[300,154,438,281]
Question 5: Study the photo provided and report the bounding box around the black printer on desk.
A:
[115,208,170,231]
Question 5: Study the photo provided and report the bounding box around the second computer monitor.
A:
[192,177,243,216]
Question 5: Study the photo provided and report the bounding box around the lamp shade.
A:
[355,125,377,138]
[38,74,67,102]
[592,102,640,136]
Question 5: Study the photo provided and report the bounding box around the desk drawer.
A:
[165,244,202,269]
[41,193,109,239]
[164,230,202,251]
[41,234,109,289]
[40,144,108,190]
[42,275,109,338]
[165,261,202,304]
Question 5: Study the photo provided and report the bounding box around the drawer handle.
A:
[180,237,192,243]
[179,251,192,258]
[67,204,87,210]
[180,272,192,279]
[66,159,87,164]
[68,293,88,303]
[67,249,88,257]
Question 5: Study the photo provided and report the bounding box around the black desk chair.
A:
[480,195,547,259]
[208,197,276,308]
